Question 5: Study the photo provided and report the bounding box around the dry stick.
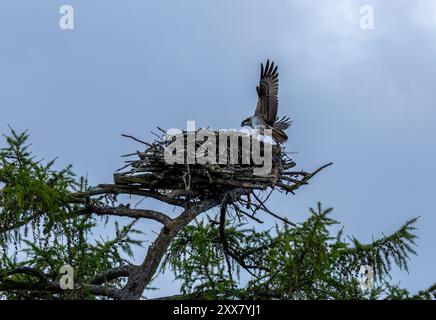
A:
[219,193,258,278]
[151,130,164,141]
[121,134,160,153]
[250,192,294,226]
[219,194,235,283]
[248,189,274,216]
[121,134,149,146]
[232,203,264,224]
[121,152,140,158]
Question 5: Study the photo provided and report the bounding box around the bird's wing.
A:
[255,60,279,125]
[273,116,292,130]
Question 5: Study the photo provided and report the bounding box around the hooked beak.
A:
[241,118,250,127]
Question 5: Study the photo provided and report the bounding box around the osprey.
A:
[241,60,291,144]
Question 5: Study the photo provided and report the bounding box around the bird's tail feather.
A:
[272,128,288,144]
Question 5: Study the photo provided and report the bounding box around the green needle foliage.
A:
[0,129,143,299]
[164,205,433,300]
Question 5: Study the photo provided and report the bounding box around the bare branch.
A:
[86,205,173,226]
[72,184,185,207]
[0,268,121,299]
[90,265,137,285]
[119,196,225,299]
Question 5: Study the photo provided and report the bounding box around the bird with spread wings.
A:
[241,60,291,144]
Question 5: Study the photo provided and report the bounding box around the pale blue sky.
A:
[1,0,435,297]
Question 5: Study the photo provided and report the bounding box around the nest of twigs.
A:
[114,128,330,197]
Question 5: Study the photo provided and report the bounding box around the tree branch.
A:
[85,205,173,226]
[0,267,121,299]
[72,185,185,207]
[90,265,137,285]
[118,196,229,299]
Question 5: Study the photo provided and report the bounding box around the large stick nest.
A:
[114,129,331,197]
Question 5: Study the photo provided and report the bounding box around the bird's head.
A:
[241,117,251,127]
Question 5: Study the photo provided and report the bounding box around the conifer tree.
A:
[0,129,434,300]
